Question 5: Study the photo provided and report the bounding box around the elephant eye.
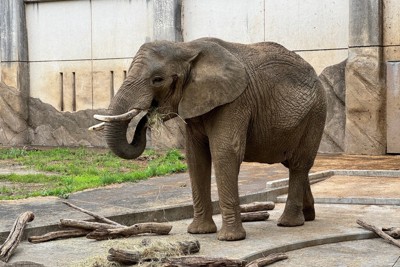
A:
[152,76,164,85]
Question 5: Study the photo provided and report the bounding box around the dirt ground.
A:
[312,153,400,171]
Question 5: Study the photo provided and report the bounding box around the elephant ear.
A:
[178,41,248,119]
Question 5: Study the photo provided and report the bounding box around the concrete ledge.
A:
[333,169,400,177]
[277,196,400,205]
[267,169,400,189]
[266,171,334,189]
[244,232,377,262]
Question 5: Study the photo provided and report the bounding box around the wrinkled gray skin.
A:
[99,38,327,241]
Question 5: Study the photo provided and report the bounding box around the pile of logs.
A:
[0,201,282,266]
[28,201,173,243]
[27,201,275,243]
[2,201,400,266]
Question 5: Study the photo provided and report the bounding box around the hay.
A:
[72,255,120,267]
[147,110,186,137]
[73,236,198,267]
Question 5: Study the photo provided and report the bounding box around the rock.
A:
[318,60,347,153]
[0,82,107,147]
[0,81,186,149]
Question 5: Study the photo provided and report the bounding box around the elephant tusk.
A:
[94,109,141,122]
[88,122,106,131]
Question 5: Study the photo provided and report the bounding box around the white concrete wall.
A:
[182,0,265,43]
[183,0,349,74]
[383,0,400,62]
[26,0,350,111]
[26,0,153,111]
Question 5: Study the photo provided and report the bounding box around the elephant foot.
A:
[277,209,305,227]
[303,206,315,221]
[187,218,217,234]
[217,224,246,241]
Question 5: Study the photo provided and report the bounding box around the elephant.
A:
[91,37,327,241]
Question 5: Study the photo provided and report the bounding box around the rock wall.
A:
[0,82,185,149]
[318,60,347,153]
[0,82,106,147]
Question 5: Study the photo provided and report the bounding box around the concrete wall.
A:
[26,0,153,111]
[23,0,349,114]
[2,0,400,154]
[183,0,349,74]
[383,0,400,62]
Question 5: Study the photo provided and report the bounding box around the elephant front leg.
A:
[212,150,246,241]
[186,133,217,234]
[278,169,311,227]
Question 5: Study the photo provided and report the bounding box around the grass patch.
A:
[0,147,187,200]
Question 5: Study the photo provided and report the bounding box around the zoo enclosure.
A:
[0,0,399,154]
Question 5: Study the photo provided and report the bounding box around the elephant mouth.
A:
[89,108,143,131]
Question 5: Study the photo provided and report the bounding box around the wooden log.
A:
[0,211,35,262]
[87,222,173,240]
[59,219,121,230]
[240,202,275,213]
[62,201,125,227]
[162,256,247,267]
[246,253,288,267]
[107,240,200,265]
[28,229,91,243]
[0,261,45,267]
[356,219,400,248]
[107,248,141,265]
[382,227,400,239]
[241,211,270,222]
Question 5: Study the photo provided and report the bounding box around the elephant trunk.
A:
[91,73,154,160]
[103,114,148,160]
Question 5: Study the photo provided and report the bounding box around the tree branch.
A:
[62,201,124,227]
[87,223,173,240]
[240,202,275,213]
[0,212,35,262]
[356,219,400,248]
[241,211,270,222]
[28,229,91,243]
[246,253,288,267]
[59,219,121,230]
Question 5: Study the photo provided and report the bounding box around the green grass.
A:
[0,147,187,200]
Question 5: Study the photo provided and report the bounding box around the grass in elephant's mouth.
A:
[0,147,187,200]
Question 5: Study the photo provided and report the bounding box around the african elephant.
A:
[92,37,327,241]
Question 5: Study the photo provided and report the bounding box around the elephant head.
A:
[92,39,248,159]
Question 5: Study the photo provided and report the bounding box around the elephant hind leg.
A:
[303,180,315,221]
[277,168,308,227]
[278,121,322,226]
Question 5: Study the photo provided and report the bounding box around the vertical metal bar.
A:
[60,72,64,111]
[72,72,76,111]
[110,70,114,99]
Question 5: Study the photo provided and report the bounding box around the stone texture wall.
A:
[318,60,347,153]
[0,0,30,144]
[0,82,106,147]
[345,0,386,155]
